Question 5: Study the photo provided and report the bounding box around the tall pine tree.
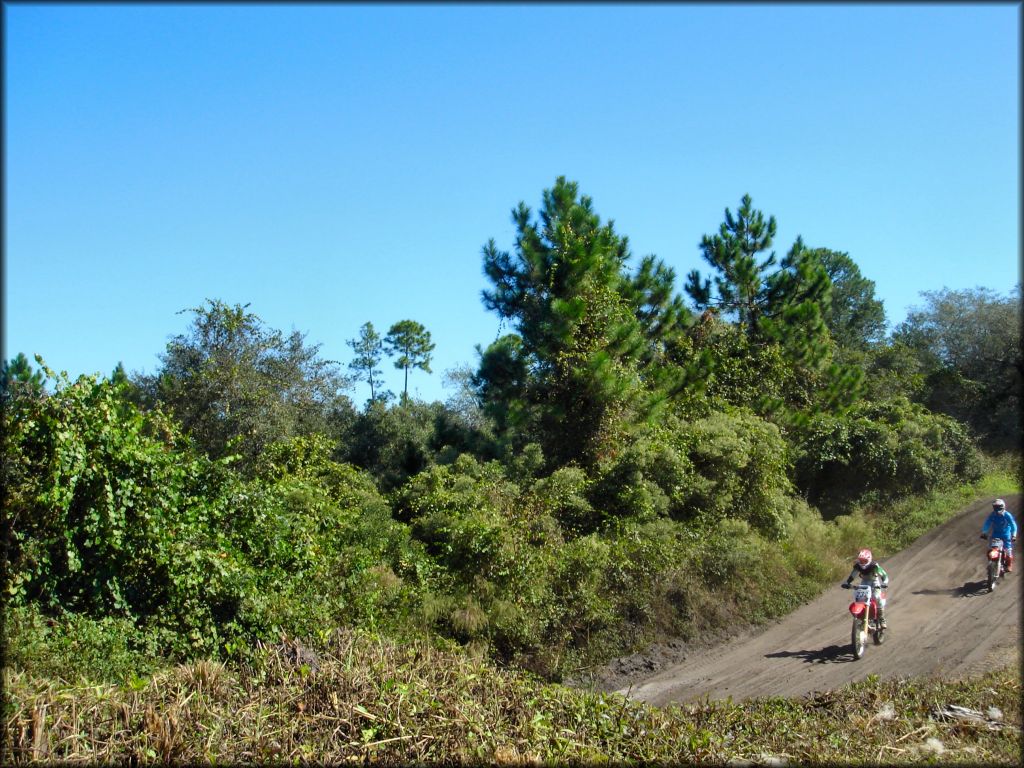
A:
[347,322,385,402]
[479,177,693,467]
[686,196,863,415]
[384,320,435,402]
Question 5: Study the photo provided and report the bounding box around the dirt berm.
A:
[613,494,1022,707]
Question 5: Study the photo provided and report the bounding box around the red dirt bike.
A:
[984,537,1010,593]
[842,580,886,660]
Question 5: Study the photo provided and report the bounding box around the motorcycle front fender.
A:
[849,602,866,618]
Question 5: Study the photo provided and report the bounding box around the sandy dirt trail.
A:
[621,495,1022,706]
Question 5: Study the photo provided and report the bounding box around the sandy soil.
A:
[608,494,1021,706]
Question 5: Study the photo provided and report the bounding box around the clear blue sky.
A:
[5,2,1020,404]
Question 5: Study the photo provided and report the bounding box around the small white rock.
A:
[922,737,945,756]
[987,706,1004,722]
[877,702,896,721]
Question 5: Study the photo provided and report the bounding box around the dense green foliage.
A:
[132,300,352,472]
[3,177,1017,695]
[891,286,1021,450]
[792,397,982,513]
[478,177,692,468]
[2,370,426,661]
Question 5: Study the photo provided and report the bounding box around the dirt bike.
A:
[842,580,886,660]
[985,537,1009,592]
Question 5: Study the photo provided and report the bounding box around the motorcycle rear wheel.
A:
[873,625,886,645]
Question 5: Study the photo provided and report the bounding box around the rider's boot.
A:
[1006,553,1014,573]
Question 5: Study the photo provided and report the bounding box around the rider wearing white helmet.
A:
[981,499,1018,573]
[842,548,890,628]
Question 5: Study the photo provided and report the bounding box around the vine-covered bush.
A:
[587,410,794,538]
[791,397,982,512]
[3,372,430,660]
[4,371,232,654]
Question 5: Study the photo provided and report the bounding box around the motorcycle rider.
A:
[841,548,889,628]
[980,498,1017,573]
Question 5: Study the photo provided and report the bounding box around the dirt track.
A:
[619,494,1022,706]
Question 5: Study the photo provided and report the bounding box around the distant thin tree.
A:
[384,320,435,402]
[347,322,385,402]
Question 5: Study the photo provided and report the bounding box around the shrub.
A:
[588,434,693,530]
[3,373,431,661]
[671,410,793,538]
[792,397,982,512]
[3,603,163,684]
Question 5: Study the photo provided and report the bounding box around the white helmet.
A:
[993,499,1006,512]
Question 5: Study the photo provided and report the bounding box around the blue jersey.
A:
[982,510,1018,542]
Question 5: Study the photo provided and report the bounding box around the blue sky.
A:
[5,2,1020,404]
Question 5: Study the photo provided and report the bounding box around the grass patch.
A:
[4,628,1019,764]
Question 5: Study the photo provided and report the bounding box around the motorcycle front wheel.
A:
[852,619,867,659]
[988,559,998,592]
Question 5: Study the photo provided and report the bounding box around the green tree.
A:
[384,320,435,402]
[622,254,694,361]
[472,334,532,438]
[1,353,45,401]
[347,322,385,402]
[686,194,778,330]
[139,300,350,470]
[685,195,830,352]
[810,248,887,350]
[479,177,691,468]
[684,196,866,415]
[342,398,440,491]
[110,362,130,387]
[892,286,1021,449]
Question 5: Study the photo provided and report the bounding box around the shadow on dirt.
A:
[912,580,990,598]
[763,644,852,664]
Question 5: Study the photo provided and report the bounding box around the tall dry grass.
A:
[4,627,1020,765]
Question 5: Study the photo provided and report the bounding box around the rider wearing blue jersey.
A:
[980,499,1017,573]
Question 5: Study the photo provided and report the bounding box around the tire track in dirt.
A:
[620,494,1022,706]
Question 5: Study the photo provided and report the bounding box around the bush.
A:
[3,373,431,661]
[588,434,693,531]
[4,603,163,684]
[531,465,594,537]
[792,397,982,512]
[3,370,240,656]
[671,410,794,538]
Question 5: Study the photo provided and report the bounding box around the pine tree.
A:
[685,193,779,333]
[686,196,864,416]
[1,353,45,401]
[384,320,435,402]
[479,177,694,466]
[347,322,385,402]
